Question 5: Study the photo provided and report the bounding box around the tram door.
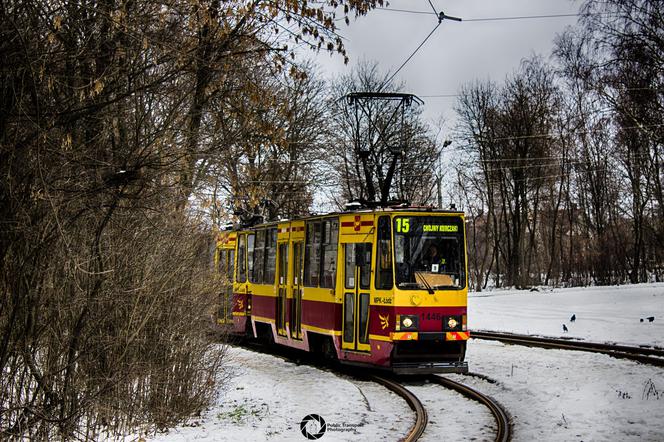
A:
[342,243,372,352]
[276,243,289,336]
[290,242,304,339]
[218,249,235,324]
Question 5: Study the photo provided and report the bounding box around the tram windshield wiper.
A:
[418,276,435,294]
[413,271,435,294]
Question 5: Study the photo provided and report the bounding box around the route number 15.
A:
[396,218,410,233]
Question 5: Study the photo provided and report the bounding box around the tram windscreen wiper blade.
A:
[419,276,435,294]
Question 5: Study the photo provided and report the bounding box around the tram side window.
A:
[227,250,235,281]
[247,233,255,280]
[376,216,393,289]
[237,235,247,283]
[252,230,265,283]
[304,222,321,287]
[320,219,338,288]
[264,228,277,284]
[218,250,227,279]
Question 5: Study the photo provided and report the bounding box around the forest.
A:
[453,1,663,289]
[1,0,662,439]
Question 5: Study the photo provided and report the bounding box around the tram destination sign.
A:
[422,224,458,233]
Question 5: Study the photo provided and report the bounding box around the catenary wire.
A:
[374,7,607,22]
[385,22,441,85]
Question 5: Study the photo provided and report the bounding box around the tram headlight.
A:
[444,315,462,331]
[398,314,418,331]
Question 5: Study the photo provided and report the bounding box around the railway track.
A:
[430,375,511,442]
[472,330,664,366]
[371,376,428,442]
[235,341,511,442]
[372,374,511,442]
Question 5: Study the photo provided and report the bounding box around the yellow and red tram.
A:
[215,208,469,374]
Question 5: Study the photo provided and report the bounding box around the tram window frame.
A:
[251,229,265,284]
[375,216,393,290]
[237,234,247,283]
[264,228,277,284]
[344,243,356,289]
[358,293,370,343]
[304,221,321,287]
[320,219,338,289]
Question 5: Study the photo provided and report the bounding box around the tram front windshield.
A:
[394,216,465,290]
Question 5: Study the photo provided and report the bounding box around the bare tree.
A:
[0,0,385,439]
[555,0,664,283]
[200,61,329,224]
[456,57,561,288]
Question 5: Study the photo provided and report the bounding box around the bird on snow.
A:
[563,324,569,333]
[570,314,576,323]
[647,316,655,322]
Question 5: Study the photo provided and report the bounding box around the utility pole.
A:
[438,140,452,209]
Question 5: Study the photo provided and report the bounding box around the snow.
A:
[407,381,495,441]
[469,282,664,347]
[449,340,664,441]
[144,347,413,441]
[458,282,664,441]
[144,283,664,441]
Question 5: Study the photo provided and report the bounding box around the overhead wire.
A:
[425,0,439,17]
[374,7,595,22]
[465,13,581,22]
[385,22,441,85]
[379,2,590,90]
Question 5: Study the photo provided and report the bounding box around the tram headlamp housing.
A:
[443,315,462,332]
[396,314,418,331]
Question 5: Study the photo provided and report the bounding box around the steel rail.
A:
[472,330,664,367]
[371,376,428,442]
[429,375,511,442]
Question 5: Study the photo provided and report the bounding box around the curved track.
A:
[234,341,510,441]
[429,375,511,442]
[372,375,511,442]
[371,376,428,442]
[472,330,664,366]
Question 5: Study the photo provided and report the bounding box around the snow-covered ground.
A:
[453,340,664,441]
[469,282,664,347]
[144,347,413,441]
[144,283,664,441]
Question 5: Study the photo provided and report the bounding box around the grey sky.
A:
[313,0,582,129]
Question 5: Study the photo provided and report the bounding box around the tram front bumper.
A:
[389,332,470,341]
[389,337,468,374]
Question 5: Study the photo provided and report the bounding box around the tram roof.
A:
[229,206,465,231]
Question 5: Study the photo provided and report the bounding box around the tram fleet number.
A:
[421,312,444,321]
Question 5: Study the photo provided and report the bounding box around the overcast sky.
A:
[312,0,583,130]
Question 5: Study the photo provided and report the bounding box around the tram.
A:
[215,207,469,374]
